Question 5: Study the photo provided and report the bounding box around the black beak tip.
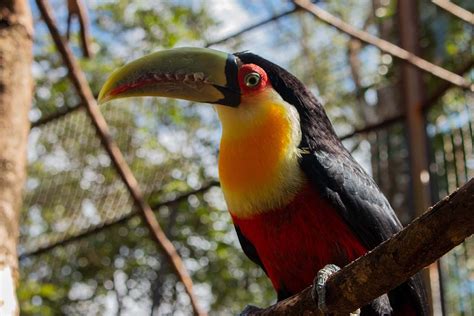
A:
[212,85,241,107]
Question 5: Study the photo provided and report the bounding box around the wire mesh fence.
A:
[21,101,221,258]
[22,108,135,256]
[427,89,474,316]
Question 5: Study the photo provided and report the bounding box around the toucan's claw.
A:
[239,304,262,316]
[312,264,341,313]
[312,264,361,315]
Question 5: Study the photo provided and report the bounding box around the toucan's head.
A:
[99,47,338,216]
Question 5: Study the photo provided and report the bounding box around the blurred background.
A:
[19,0,472,315]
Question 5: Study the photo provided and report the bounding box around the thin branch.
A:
[205,7,298,47]
[339,114,404,140]
[31,103,83,128]
[35,1,205,314]
[432,0,474,24]
[421,58,474,111]
[66,0,93,58]
[19,181,219,259]
[339,58,473,140]
[254,178,474,315]
[293,0,473,91]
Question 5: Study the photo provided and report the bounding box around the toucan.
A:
[99,47,428,315]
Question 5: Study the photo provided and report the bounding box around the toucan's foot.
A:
[312,264,341,313]
[239,304,262,316]
[312,264,361,315]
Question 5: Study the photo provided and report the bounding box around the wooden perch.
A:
[253,178,474,315]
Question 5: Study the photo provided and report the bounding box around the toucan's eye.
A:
[244,72,261,88]
[238,64,268,93]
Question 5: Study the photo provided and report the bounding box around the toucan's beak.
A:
[98,47,241,107]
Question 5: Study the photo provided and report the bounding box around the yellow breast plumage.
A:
[216,89,305,218]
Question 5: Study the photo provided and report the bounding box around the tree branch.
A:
[35,1,205,315]
[19,181,219,259]
[253,178,474,315]
[30,103,83,128]
[66,0,92,58]
[293,0,473,91]
[205,8,298,47]
[339,58,473,140]
[432,0,474,24]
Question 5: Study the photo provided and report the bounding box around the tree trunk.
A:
[0,1,33,315]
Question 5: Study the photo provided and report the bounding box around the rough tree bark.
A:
[0,1,33,315]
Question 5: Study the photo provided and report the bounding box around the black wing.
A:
[234,225,267,276]
[300,149,401,249]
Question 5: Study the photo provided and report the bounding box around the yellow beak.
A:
[98,47,241,107]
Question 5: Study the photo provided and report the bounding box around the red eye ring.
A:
[238,64,269,94]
